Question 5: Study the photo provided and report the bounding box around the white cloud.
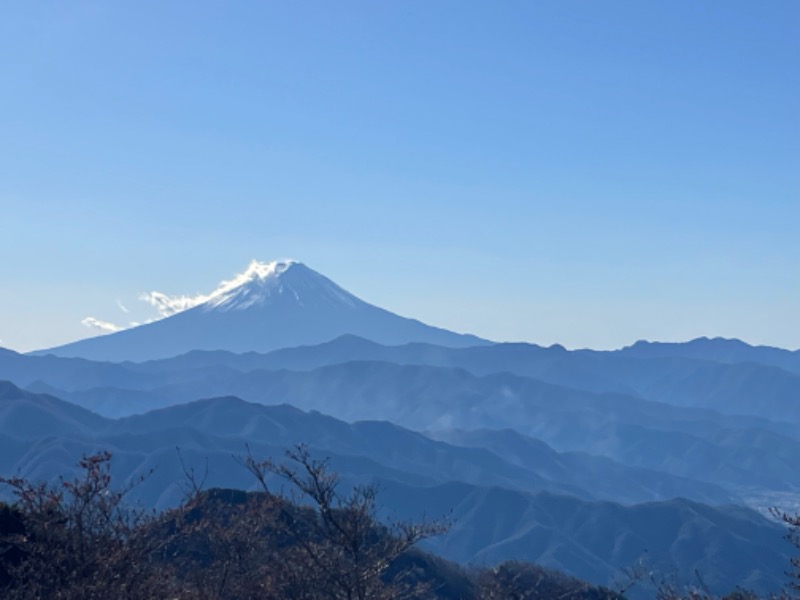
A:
[139,290,209,318]
[139,259,293,318]
[81,259,295,332]
[81,317,124,333]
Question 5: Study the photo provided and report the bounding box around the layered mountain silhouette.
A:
[34,260,487,361]
[6,335,800,493]
[4,260,799,597]
[12,334,800,425]
[0,381,733,506]
[0,381,792,596]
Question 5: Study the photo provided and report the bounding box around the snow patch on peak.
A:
[206,259,301,311]
[141,259,301,317]
[237,259,298,283]
[211,259,298,297]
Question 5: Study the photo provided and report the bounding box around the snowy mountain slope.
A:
[35,260,488,361]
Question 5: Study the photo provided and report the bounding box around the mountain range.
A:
[0,381,793,597]
[2,258,798,597]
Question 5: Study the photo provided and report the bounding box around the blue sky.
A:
[1,1,798,352]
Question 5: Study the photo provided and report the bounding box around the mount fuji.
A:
[35,260,489,362]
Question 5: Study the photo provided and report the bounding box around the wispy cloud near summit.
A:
[81,317,123,334]
[82,259,297,333]
[138,259,287,318]
[139,291,206,318]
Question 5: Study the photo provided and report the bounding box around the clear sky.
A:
[1,1,798,352]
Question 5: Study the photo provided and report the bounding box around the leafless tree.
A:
[771,509,800,598]
[0,452,173,600]
[240,443,448,600]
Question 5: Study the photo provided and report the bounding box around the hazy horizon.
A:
[5,257,798,355]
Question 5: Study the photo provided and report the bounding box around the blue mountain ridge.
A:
[0,381,792,596]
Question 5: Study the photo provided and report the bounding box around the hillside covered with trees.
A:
[1,449,798,600]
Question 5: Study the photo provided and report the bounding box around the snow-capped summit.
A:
[202,259,300,311]
[204,260,359,312]
[36,260,488,362]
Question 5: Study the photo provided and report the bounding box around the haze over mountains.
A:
[3,259,799,596]
[0,381,793,596]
